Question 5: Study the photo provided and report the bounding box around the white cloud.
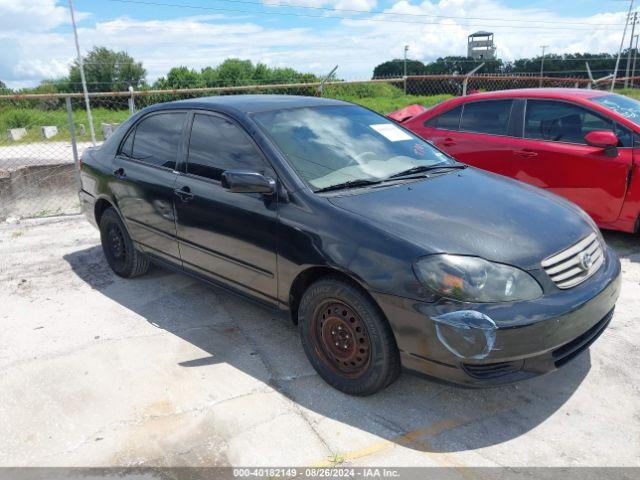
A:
[0,0,632,88]
[0,0,69,32]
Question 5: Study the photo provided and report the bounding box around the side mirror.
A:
[584,130,619,149]
[221,170,276,194]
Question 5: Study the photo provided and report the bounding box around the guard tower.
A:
[467,31,496,60]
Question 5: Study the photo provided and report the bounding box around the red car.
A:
[396,89,640,233]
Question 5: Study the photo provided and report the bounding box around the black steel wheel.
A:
[298,277,400,395]
[99,208,150,278]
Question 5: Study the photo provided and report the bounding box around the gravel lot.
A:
[1,215,639,467]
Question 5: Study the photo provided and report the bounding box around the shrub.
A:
[324,81,404,99]
[3,109,37,129]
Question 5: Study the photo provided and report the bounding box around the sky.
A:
[0,0,635,89]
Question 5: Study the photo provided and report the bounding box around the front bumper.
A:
[373,246,622,387]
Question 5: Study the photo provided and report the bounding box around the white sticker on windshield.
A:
[370,123,413,142]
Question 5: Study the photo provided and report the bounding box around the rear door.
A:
[511,99,633,224]
[420,99,517,177]
[110,111,186,263]
[173,111,278,305]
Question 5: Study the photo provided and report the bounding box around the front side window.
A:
[129,112,186,169]
[187,114,266,181]
[253,105,455,190]
[425,105,462,130]
[525,100,613,145]
[459,100,513,135]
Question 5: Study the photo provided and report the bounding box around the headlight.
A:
[413,254,542,303]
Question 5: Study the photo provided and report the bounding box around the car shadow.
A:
[602,230,640,263]
[63,245,593,454]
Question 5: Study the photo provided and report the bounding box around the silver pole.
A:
[625,11,637,88]
[612,0,635,92]
[128,85,136,115]
[68,0,96,145]
[462,62,485,96]
[403,45,409,94]
[539,45,548,87]
[65,96,81,190]
[633,34,639,87]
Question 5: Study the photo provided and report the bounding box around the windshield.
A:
[591,93,640,123]
[253,105,454,190]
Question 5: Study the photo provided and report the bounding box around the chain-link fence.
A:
[1,74,639,221]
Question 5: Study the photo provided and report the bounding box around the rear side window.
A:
[425,105,462,130]
[187,114,266,181]
[460,100,513,135]
[525,100,613,145]
[130,112,186,169]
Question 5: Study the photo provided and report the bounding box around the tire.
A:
[298,276,401,395]
[99,208,150,278]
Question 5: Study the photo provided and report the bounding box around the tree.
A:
[216,59,255,86]
[0,79,9,94]
[373,59,426,78]
[69,46,146,92]
[422,56,504,75]
[155,66,203,89]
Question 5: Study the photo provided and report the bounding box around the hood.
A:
[386,104,427,123]
[328,168,595,270]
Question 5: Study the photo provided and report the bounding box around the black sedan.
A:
[79,95,621,395]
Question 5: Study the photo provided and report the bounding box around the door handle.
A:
[515,149,538,158]
[174,186,194,202]
[442,137,457,147]
[113,167,126,179]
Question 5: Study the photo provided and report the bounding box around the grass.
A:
[324,82,453,114]
[614,88,640,101]
[331,93,452,114]
[0,107,130,145]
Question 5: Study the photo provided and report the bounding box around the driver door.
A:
[512,99,633,224]
[173,111,278,305]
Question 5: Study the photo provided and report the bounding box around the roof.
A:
[163,94,350,114]
[469,31,493,37]
[461,88,608,100]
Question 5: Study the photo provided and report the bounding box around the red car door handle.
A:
[515,149,538,158]
[443,137,456,146]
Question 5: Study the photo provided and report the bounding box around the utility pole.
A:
[613,0,635,92]
[68,0,96,145]
[625,11,638,88]
[539,45,549,87]
[633,34,639,87]
[403,45,409,94]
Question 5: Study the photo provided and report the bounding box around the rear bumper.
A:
[373,246,622,387]
[79,189,97,228]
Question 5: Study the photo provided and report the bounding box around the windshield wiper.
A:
[314,179,382,193]
[387,163,468,179]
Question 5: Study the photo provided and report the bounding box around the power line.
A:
[103,0,629,31]
[105,0,627,26]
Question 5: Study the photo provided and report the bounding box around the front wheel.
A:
[99,208,150,278]
[298,277,400,395]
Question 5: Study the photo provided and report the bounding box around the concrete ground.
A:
[1,215,639,467]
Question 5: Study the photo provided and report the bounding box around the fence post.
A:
[462,63,485,96]
[128,85,136,115]
[65,96,82,190]
[317,65,338,97]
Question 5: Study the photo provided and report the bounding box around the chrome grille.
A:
[541,233,604,289]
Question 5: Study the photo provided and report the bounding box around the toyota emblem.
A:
[578,251,593,271]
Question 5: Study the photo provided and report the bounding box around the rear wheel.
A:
[99,208,149,278]
[298,277,400,395]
